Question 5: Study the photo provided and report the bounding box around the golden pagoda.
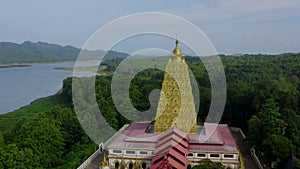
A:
[154,39,197,134]
[81,40,240,169]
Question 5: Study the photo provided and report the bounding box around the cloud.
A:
[1,0,299,54]
[163,0,300,23]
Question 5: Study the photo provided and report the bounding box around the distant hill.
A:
[0,41,128,64]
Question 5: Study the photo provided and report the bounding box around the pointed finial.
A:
[172,39,183,57]
[101,152,109,166]
[120,155,126,167]
[103,152,107,161]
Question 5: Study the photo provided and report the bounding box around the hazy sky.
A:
[1,0,299,54]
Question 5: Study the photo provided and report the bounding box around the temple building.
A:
[99,40,240,169]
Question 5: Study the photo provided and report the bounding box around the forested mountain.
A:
[0,41,128,64]
[0,53,300,168]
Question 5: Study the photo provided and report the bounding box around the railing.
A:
[230,127,264,169]
[230,127,246,139]
[77,124,129,169]
[77,144,102,169]
[251,147,264,169]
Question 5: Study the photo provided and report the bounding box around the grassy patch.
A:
[0,94,72,132]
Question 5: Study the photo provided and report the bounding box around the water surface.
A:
[0,61,98,114]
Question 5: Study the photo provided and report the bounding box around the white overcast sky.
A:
[0,0,299,54]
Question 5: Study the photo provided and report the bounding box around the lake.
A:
[0,61,98,114]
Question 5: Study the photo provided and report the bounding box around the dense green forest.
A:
[1,53,300,168]
[0,41,127,64]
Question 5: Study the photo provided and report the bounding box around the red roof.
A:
[189,124,238,152]
[107,122,159,150]
[151,127,189,169]
[107,121,238,152]
[151,157,172,169]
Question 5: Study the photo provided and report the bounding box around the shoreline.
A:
[0,64,32,68]
[0,88,63,115]
[0,60,101,69]
[0,61,74,68]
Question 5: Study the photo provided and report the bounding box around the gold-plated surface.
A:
[154,40,197,134]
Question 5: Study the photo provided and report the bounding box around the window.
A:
[139,151,148,155]
[187,153,194,157]
[112,150,122,154]
[224,154,234,158]
[126,150,135,154]
[197,153,206,158]
[210,154,220,158]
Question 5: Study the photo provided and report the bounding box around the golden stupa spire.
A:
[154,40,197,134]
[172,39,183,58]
